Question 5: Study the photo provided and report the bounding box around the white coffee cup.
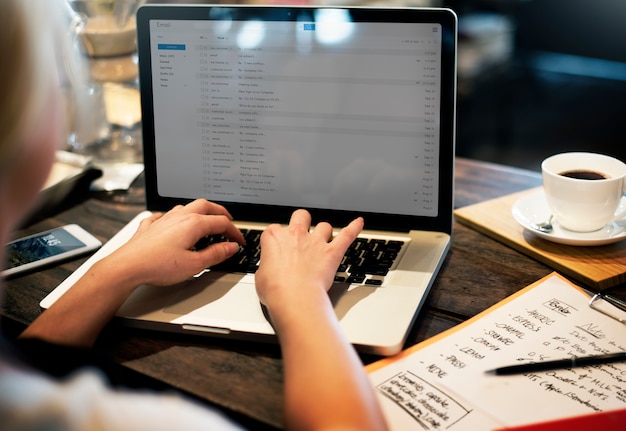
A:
[541,152,626,232]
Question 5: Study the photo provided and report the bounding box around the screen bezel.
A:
[137,5,457,233]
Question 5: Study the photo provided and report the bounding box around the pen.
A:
[486,351,626,375]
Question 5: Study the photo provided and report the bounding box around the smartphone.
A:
[2,224,102,277]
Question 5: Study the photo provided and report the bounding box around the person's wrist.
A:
[90,252,145,295]
[264,283,333,330]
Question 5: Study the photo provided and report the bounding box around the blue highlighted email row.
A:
[158,44,186,51]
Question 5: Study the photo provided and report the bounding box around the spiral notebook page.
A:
[367,273,626,430]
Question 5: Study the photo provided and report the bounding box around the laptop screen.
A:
[137,6,456,232]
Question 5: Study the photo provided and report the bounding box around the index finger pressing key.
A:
[332,217,364,250]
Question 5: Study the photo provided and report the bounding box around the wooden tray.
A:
[454,187,626,290]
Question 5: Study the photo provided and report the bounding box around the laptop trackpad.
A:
[117,271,274,334]
[164,271,249,314]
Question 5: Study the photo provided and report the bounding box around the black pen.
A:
[486,351,626,375]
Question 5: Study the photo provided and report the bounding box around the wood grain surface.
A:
[455,187,626,290]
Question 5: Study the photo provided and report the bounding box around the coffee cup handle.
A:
[616,180,626,223]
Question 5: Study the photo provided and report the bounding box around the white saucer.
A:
[511,191,626,246]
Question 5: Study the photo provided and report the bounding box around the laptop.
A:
[41,4,457,356]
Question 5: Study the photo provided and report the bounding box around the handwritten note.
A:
[367,273,626,430]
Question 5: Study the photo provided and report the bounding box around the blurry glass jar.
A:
[65,0,143,165]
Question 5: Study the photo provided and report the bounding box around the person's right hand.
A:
[254,210,388,431]
[255,209,363,315]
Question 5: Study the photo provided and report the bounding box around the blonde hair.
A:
[0,0,65,175]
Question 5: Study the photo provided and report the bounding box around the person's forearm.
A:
[270,292,388,431]
[20,255,140,347]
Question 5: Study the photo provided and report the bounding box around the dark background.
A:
[445,0,626,171]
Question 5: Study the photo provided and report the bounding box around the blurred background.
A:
[446,0,626,171]
[145,0,626,172]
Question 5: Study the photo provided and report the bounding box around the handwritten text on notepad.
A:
[377,370,471,429]
[368,274,626,430]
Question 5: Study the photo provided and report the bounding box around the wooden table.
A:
[1,157,549,430]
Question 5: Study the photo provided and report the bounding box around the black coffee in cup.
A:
[559,170,608,180]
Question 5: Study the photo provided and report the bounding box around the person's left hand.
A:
[110,199,245,286]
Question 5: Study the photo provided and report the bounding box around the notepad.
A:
[366,273,626,430]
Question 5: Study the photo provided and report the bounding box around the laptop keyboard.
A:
[337,237,404,286]
[194,229,405,286]
[194,229,262,274]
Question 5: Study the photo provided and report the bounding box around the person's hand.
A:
[110,199,245,287]
[22,199,245,347]
[255,209,363,313]
[254,211,389,431]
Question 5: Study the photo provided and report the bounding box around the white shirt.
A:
[0,358,246,431]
